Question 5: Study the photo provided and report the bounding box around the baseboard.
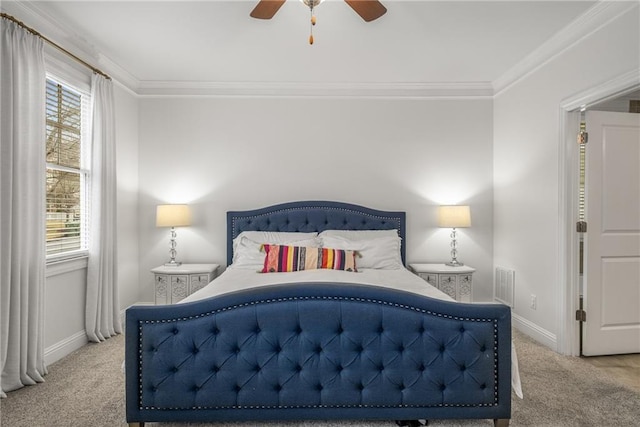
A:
[44,330,88,366]
[512,312,558,351]
[45,302,154,366]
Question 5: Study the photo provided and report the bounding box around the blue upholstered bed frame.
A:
[126,201,511,426]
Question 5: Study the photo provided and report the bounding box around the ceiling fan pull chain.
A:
[309,4,315,45]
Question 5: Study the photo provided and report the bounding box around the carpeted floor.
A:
[1,330,638,426]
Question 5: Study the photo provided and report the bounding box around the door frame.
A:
[558,70,639,356]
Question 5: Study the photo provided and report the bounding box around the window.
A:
[45,77,89,259]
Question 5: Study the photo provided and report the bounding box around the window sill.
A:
[46,255,89,278]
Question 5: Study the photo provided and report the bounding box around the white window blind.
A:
[45,77,90,259]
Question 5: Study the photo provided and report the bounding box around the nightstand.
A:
[409,263,475,302]
[151,263,219,304]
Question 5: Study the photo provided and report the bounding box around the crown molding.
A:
[136,81,494,98]
[493,0,640,97]
[0,1,493,98]
[3,2,99,68]
[1,0,141,92]
[5,0,635,99]
[560,68,640,111]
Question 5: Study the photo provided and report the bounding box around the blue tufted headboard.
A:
[227,201,406,266]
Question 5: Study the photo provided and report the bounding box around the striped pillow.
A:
[261,244,358,273]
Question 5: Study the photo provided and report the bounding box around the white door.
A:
[583,110,640,356]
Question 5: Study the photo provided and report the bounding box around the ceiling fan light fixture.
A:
[301,0,323,7]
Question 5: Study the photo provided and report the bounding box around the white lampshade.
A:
[438,205,471,228]
[156,204,191,227]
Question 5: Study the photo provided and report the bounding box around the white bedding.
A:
[182,267,451,304]
[180,266,523,399]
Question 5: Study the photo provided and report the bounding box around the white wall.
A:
[114,83,141,312]
[138,97,494,302]
[493,5,639,349]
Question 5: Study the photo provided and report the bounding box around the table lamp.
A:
[156,204,191,266]
[438,205,471,267]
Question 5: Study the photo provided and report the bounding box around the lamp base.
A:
[164,261,182,267]
[445,260,465,267]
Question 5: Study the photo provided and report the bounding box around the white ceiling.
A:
[8,1,599,92]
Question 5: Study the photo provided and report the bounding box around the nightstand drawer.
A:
[416,273,438,287]
[409,263,475,303]
[152,264,219,305]
[170,275,189,303]
[190,274,211,294]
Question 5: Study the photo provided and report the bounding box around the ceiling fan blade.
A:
[344,0,387,22]
[250,0,287,20]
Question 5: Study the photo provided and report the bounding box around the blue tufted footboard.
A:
[125,283,511,425]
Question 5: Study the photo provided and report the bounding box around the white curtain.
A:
[0,18,48,397]
[85,74,121,342]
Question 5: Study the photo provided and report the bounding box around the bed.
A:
[125,201,511,426]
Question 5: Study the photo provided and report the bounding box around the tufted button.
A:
[440,384,446,391]
[398,345,405,352]
[211,365,219,373]
[274,384,282,392]
[151,386,157,392]
[212,327,219,335]
[274,345,281,353]
[173,328,179,335]
[253,364,261,373]
[440,345,445,353]
[172,366,179,373]
[480,345,486,352]
[234,346,241,354]
[337,326,344,334]
[460,365,466,371]
[315,345,322,354]
[234,384,242,392]
[316,383,323,391]
[419,364,426,372]
[357,383,365,391]
[419,326,425,333]
[480,383,487,390]
[460,326,465,333]
[254,327,261,334]
[192,347,199,355]
[337,365,344,373]
[377,326,384,334]
[355,345,363,352]
[193,385,201,391]
[295,326,302,334]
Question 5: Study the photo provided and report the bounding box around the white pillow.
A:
[231,232,319,270]
[320,234,403,270]
[318,229,399,240]
[234,231,317,246]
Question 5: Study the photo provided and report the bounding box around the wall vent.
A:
[495,267,515,307]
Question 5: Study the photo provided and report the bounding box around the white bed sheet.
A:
[180,267,523,399]
[182,267,451,304]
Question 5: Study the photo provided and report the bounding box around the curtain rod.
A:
[1,12,111,80]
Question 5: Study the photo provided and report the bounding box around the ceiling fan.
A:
[250,0,387,23]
